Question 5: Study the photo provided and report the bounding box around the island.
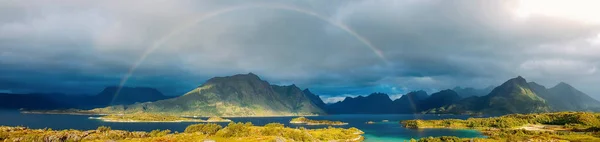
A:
[401,112,600,141]
[91,113,205,122]
[290,117,348,125]
[206,116,232,122]
[0,122,364,142]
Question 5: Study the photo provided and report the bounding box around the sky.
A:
[1,0,599,103]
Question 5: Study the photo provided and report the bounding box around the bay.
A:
[0,110,484,141]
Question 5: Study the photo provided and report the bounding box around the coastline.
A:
[89,116,207,123]
[290,121,349,125]
[290,117,349,125]
[21,110,108,116]
[21,110,320,118]
[89,115,233,123]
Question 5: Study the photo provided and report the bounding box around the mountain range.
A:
[325,76,599,115]
[0,87,174,110]
[2,73,598,116]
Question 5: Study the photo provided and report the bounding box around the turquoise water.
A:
[0,110,484,141]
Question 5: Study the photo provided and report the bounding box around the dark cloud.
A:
[0,0,599,100]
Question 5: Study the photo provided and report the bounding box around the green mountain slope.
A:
[481,76,549,114]
[92,73,325,116]
[453,86,494,98]
[434,76,550,115]
[530,82,600,111]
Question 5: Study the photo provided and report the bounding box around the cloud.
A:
[320,94,360,104]
[319,93,404,104]
[0,90,11,94]
[0,0,599,100]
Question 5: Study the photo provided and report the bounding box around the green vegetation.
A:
[428,77,552,115]
[184,123,222,135]
[402,112,600,129]
[290,117,348,125]
[0,122,363,142]
[96,113,204,122]
[402,112,600,142]
[90,73,326,117]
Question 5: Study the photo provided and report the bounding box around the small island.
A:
[401,112,600,141]
[206,116,232,122]
[290,117,348,125]
[0,122,364,142]
[92,113,205,122]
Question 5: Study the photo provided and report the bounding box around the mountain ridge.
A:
[92,73,325,116]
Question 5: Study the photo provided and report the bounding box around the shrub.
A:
[261,123,285,136]
[283,129,311,141]
[184,123,222,135]
[149,129,171,137]
[97,126,111,132]
[264,123,285,128]
[216,122,253,137]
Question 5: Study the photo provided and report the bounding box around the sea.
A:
[0,110,484,141]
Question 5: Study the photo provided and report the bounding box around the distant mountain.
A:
[392,90,429,113]
[0,93,66,110]
[530,82,600,111]
[327,89,461,114]
[433,76,550,115]
[92,73,325,116]
[303,89,327,110]
[418,89,461,112]
[453,86,494,98]
[0,87,173,110]
[327,93,395,114]
[93,86,171,105]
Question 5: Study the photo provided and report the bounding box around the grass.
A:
[0,122,363,142]
[401,111,600,142]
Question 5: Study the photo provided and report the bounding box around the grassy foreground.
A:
[401,112,600,142]
[290,117,348,125]
[0,122,363,142]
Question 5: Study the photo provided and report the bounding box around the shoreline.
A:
[89,117,207,123]
[89,116,233,123]
[290,117,349,126]
[21,110,108,116]
[290,121,349,126]
[21,110,320,117]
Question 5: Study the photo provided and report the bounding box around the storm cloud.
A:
[1,0,599,99]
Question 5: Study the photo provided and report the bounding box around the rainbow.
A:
[111,4,389,105]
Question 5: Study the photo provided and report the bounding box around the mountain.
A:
[530,82,600,111]
[482,76,549,114]
[434,76,550,115]
[92,86,171,105]
[418,89,461,112]
[0,87,172,110]
[303,89,327,110]
[453,86,494,98]
[0,93,66,110]
[392,90,429,113]
[327,93,395,114]
[91,73,326,116]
